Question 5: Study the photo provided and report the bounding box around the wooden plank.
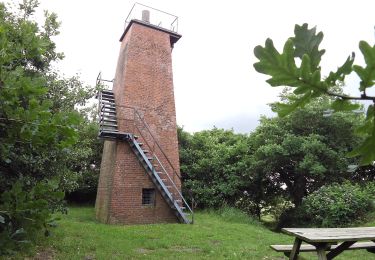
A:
[326,241,355,259]
[316,247,327,260]
[270,241,375,252]
[289,238,302,260]
[271,244,319,252]
[282,227,375,243]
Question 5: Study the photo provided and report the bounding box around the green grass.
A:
[33,207,375,259]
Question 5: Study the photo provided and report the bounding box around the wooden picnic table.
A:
[281,227,375,260]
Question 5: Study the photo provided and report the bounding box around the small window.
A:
[142,188,155,206]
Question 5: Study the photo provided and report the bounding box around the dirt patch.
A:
[83,254,96,260]
[210,240,221,245]
[168,246,202,253]
[32,247,56,260]
[136,248,154,254]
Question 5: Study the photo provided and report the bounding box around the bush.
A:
[300,182,374,227]
[0,181,65,255]
[216,207,260,225]
[276,207,308,231]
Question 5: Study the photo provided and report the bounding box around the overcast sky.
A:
[15,0,375,133]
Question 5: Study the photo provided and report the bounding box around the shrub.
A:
[235,195,262,219]
[216,207,260,225]
[0,181,65,255]
[276,207,309,231]
[300,182,373,227]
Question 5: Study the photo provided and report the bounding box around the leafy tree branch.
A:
[254,23,375,165]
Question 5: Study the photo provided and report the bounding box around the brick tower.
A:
[95,5,191,225]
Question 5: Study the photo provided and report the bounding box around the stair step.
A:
[101,115,117,119]
[101,99,115,103]
[101,90,114,95]
[101,112,117,117]
[101,106,116,111]
[134,135,139,139]
[99,129,119,135]
[101,104,116,108]
[101,93,114,98]
[101,102,115,107]
[102,100,115,104]
[101,123,118,127]
[101,116,117,120]
[147,157,154,161]
[143,150,149,153]
[138,142,143,146]
[100,118,117,123]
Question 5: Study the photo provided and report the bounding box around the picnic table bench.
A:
[271,227,375,259]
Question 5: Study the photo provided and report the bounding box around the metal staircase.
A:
[97,89,193,224]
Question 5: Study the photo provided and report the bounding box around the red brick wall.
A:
[95,21,181,224]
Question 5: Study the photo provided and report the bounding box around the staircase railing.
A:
[122,105,193,223]
[154,155,193,223]
[118,105,181,183]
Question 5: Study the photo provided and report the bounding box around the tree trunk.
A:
[291,174,306,207]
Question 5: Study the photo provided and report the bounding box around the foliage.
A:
[210,207,260,225]
[248,96,362,207]
[0,0,80,192]
[178,98,364,219]
[254,23,375,165]
[0,0,97,254]
[179,127,251,208]
[65,120,102,203]
[300,182,374,227]
[0,180,64,255]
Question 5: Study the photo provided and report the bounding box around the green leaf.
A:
[291,23,325,70]
[10,228,26,239]
[355,105,374,135]
[353,41,375,91]
[325,53,355,85]
[331,99,361,112]
[366,104,374,119]
[300,54,312,80]
[253,24,329,116]
[273,92,312,117]
[348,136,375,165]
[0,215,5,224]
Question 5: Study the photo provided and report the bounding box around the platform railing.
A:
[124,2,178,33]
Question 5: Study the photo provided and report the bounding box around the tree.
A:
[249,96,362,207]
[0,0,80,190]
[179,127,251,208]
[254,23,375,165]
[65,117,103,203]
[0,0,95,253]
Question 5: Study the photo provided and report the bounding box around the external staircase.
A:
[97,89,193,224]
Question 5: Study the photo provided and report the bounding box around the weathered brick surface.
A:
[95,140,116,223]
[95,21,181,224]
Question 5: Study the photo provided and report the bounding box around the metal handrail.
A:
[133,109,181,179]
[154,155,193,218]
[124,2,179,33]
[113,103,181,181]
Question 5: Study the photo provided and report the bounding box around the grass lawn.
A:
[32,207,375,259]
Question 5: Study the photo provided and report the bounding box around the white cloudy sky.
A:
[13,0,375,133]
